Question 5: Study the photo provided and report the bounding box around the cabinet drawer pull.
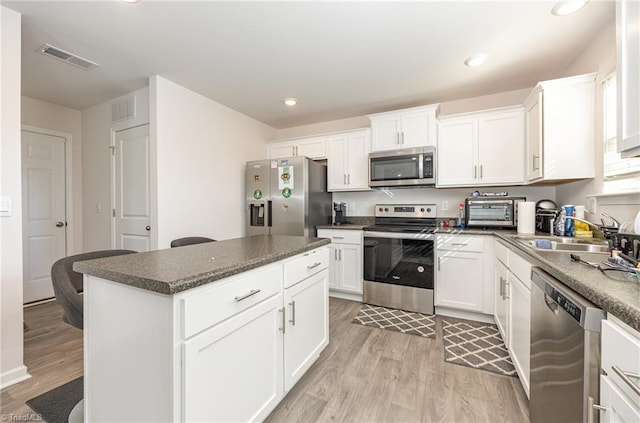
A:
[332,236,344,240]
[612,365,640,397]
[289,300,296,326]
[307,262,322,270]
[234,289,261,302]
[451,243,468,246]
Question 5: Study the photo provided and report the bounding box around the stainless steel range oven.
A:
[363,204,436,314]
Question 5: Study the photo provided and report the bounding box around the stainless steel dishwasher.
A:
[530,267,605,423]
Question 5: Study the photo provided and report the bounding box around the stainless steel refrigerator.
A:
[246,156,332,237]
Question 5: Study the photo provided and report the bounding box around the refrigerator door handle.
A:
[267,200,273,227]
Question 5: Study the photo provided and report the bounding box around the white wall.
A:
[22,97,83,253]
[82,87,150,251]
[151,76,276,248]
[1,6,29,388]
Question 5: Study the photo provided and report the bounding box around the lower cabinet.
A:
[283,270,329,391]
[600,318,640,422]
[183,294,284,422]
[493,240,531,398]
[317,229,363,297]
[435,235,494,316]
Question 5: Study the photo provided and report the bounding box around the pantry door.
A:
[112,124,151,252]
[21,130,67,303]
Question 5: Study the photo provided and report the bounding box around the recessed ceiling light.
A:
[464,54,488,67]
[121,0,141,3]
[551,0,588,16]
[283,98,298,106]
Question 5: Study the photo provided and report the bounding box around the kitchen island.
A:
[74,235,331,422]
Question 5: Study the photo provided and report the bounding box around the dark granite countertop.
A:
[73,235,330,295]
[494,233,640,332]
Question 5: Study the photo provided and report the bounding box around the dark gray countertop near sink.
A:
[493,233,640,332]
[73,235,331,295]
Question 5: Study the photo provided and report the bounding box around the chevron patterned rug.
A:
[351,304,436,338]
[442,318,516,377]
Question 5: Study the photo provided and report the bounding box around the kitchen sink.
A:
[513,235,610,253]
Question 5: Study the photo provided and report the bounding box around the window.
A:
[603,74,640,192]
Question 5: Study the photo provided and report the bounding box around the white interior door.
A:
[21,130,67,303]
[113,124,150,252]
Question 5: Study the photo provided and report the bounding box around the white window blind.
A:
[603,74,640,192]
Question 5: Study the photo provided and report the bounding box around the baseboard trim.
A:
[435,307,495,324]
[329,290,363,302]
[0,365,31,389]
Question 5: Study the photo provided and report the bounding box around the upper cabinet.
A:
[368,104,439,152]
[617,0,640,158]
[325,129,370,192]
[437,106,525,187]
[267,136,326,160]
[524,73,596,182]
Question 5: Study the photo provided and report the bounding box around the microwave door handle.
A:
[418,154,424,179]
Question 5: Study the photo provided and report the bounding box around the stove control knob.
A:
[420,208,425,212]
[427,208,432,213]
[379,207,383,212]
[384,207,389,212]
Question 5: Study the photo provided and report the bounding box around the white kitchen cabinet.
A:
[283,269,329,391]
[523,73,596,182]
[437,106,525,187]
[600,318,640,422]
[436,235,494,316]
[183,294,284,422]
[493,239,532,398]
[494,258,509,345]
[368,104,439,151]
[267,136,326,160]
[84,246,329,423]
[616,0,640,158]
[325,129,370,191]
[317,229,363,299]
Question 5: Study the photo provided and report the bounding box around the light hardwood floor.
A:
[1,297,529,422]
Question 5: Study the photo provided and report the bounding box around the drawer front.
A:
[437,235,484,252]
[284,247,329,288]
[602,320,640,404]
[182,264,283,339]
[317,229,362,245]
[495,240,509,266]
[509,251,532,290]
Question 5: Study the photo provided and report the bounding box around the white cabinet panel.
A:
[437,106,525,187]
[267,136,326,160]
[183,294,284,423]
[494,259,509,345]
[368,104,438,151]
[283,270,329,391]
[317,229,363,295]
[509,272,530,397]
[617,0,640,158]
[436,250,484,312]
[326,129,370,192]
[601,375,640,423]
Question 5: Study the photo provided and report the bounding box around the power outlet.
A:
[441,201,449,212]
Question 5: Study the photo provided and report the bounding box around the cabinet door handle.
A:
[344,174,347,184]
[347,174,350,185]
[587,396,607,423]
[307,262,322,270]
[334,249,338,260]
[339,249,342,260]
[280,308,286,334]
[234,289,261,302]
[533,154,540,171]
[437,256,441,271]
[474,165,477,179]
[612,365,640,397]
[480,165,483,179]
[397,132,401,145]
[289,300,296,326]
[504,281,510,300]
[499,277,504,297]
[401,132,405,145]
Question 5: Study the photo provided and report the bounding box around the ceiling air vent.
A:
[38,43,99,71]
[111,96,137,123]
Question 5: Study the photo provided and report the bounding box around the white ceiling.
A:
[2,1,614,129]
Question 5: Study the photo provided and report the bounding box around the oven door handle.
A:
[363,231,435,240]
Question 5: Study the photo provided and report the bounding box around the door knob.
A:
[55,221,64,227]
[145,226,150,231]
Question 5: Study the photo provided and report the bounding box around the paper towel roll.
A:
[517,201,536,234]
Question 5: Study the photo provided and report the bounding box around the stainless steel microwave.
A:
[369,146,436,188]
[465,197,526,228]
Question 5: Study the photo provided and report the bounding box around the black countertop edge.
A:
[74,235,331,296]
